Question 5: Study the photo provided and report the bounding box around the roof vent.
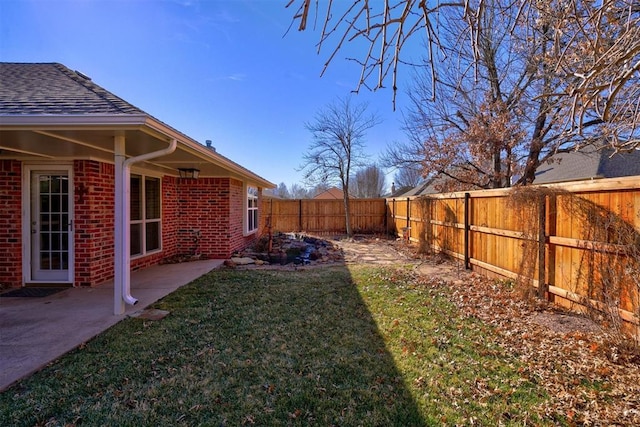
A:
[75,70,91,80]
[205,140,215,152]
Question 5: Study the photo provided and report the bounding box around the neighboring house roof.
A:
[394,177,440,198]
[393,173,475,198]
[534,147,640,184]
[394,147,640,197]
[0,62,274,188]
[313,187,344,200]
[386,184,414,198]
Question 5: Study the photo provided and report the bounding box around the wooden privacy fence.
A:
[387,176,640,335]
[264,198,387,235]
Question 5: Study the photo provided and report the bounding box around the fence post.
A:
[537,194,547,299]
[425,197,433,253]
[298,199,303,232]
[406,198,411,241]
[392,198,396,235]
[464,192,471,270]
[384,199,388,235]
[546,193,557,303]
[268,198,273,252]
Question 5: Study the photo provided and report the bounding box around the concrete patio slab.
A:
[0,259,223,392]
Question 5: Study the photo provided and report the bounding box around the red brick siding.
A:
[228,179,245,252]
[0,160,22,288]
[1,158,260,288]
[173,177,260,258]
[175,177,230,258]
[73,160,115,286]
[161,175,179,257]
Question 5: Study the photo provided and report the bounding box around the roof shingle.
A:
[534,147,640,184]
[0,62,145,115]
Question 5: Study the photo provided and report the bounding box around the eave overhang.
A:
[0,114,275,189]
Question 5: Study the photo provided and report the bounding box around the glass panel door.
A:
[31,172,72,281]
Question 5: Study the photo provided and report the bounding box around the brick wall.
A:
[175,177,260,258]
[176,177,231,258]
[73,160,115,286]
[161,175,179,257]
[0,160,22,288]
[0,158,261,288]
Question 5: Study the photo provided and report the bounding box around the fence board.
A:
[386,177,640,335]
[263,178,639,334]
[264,198,387,235]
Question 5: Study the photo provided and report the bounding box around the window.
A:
[247,185,258,234]
[130,174,161,256]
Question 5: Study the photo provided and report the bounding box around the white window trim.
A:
[244,183,259,236]
[130,173,162,259]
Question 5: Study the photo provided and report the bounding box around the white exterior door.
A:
[24,166,74,283]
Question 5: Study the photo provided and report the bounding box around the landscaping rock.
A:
[230,257,255,265]
[231,232,345,267]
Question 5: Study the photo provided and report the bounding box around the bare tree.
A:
[299,96,380,236]
[273,182,291,198]
[533,1,640,151]
[382,3,530,188]
[392,164,423,189]
[351,164,386,198]
[289,183,311,199]
[287,0,639,152]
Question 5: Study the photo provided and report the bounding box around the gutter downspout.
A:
[114,136,177,314]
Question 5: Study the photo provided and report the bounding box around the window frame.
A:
[245,184,259,235]
[130,173,162,258]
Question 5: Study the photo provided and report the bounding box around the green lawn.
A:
[1,266,554,426]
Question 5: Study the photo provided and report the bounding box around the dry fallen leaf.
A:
[392,242,640,426]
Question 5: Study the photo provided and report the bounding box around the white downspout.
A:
[114,136,177,314]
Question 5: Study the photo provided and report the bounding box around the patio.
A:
[0,259,223,391]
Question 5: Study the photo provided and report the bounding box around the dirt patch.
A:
[529,311,602,335]
[227,233,415,269]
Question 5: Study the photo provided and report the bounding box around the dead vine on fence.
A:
[510,186,640,342]
[416,197,433,255]
[508,186,562,301]
[559,191,640,343]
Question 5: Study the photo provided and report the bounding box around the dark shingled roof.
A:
[534,147,640,184]
[395,147,640,197]
[0,62,146,116]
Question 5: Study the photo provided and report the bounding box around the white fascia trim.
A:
[0,114,150,128]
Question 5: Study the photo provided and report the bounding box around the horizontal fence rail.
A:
[264,198,387,235]
[261,177,639,336]
[387,177,640,336]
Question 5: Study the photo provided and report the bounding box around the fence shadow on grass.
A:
[172,264,426,425]
[0,263,425,426]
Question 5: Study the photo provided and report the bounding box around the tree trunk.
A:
[492,147,502,188]
[343,193,353,237]
[521,23,551,185]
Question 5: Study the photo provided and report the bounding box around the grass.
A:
[1,265,553,426]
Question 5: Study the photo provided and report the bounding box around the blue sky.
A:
[0,0,413,189]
